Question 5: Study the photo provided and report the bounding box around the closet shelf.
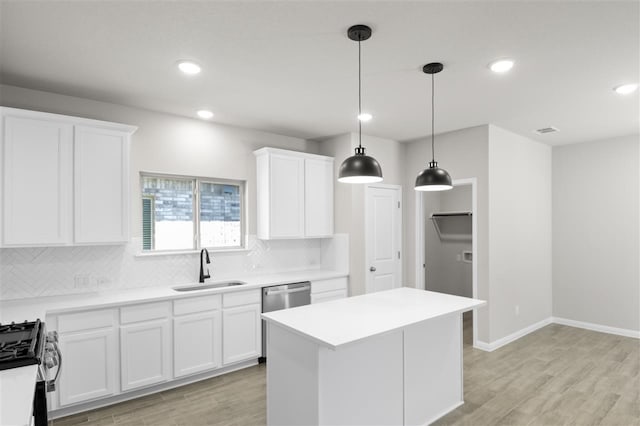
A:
[430,211,472,241]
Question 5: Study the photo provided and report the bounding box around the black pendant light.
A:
[415,62,452,191]
[338,24,383,184]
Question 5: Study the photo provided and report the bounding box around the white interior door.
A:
[365,185,402,293]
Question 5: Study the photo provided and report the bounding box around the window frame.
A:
[140,172,247,254]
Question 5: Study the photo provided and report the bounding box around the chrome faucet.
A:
[199,248,211,283]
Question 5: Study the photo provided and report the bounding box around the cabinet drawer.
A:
[174,295,222,316]
[223,289,261,308]
[120,302,171,324]
[311,277,348,294]
[311,289,347,305]
[58,309,116,333]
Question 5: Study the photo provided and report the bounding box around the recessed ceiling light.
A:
[614,83,638,95]
[177,60,201,75]
[197,110,214,119]
[357,113,373,122]
[489,59,514,73]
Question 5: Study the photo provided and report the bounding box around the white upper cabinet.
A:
[0,107,136,247]
[2,115,73,246]
[259,152,305,239]
[304,158,334,237]
[254,148,334,239]
[74,126,130,243]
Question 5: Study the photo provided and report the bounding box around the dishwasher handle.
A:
[265,286,310,297]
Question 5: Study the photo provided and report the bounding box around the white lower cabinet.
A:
[222,290,261,365]
[174,311,222,377]
[120,302,172,391]
[58,328,118,406]
[49,280,344,412]
[55,309,119,407]
[173,294,222,377]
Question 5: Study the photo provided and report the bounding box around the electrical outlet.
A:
[74,274,91,288]
[515,305,520,316]
[96,276,111,288]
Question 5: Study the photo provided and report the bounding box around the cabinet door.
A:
[222,304,261,365]
[304,158,334,237]
[269,154,304,238]
[121,319,171,391]
[174,311,222,377]
[2,115,72,246]
[58,328,118,406]
[74,125,129,243]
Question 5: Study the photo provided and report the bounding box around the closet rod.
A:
[430,212,472,218]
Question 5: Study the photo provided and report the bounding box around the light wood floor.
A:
[53,319,639,426]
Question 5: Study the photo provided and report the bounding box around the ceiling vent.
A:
[535,126,559,135]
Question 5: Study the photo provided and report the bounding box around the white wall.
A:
[552,134,640,332]
[488,125,552,341]
[0,85,335,300]
[317,134,352,234]
[319,132,403,296]
[403,125,490,342]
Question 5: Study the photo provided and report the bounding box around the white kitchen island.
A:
[261,287,486,426]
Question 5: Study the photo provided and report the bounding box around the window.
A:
[141,174,244,252]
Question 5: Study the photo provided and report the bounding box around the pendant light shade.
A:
[338,146,383,183]
[338,24,383,184]
[415,62,452,192]
[415,161,452,191]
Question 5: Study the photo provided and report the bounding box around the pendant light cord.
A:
[431,72,435,163]
[358,38,362,149]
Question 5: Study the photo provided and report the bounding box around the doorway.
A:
[415,178,478,347]
[365,184,402,294]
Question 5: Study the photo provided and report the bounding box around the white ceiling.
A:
[1,1,638,145]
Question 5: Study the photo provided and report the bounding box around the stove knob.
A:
[44,355,56,369]
[46,331,59,343]
[46,342,55,351]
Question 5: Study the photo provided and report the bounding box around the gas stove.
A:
[0,320,45,370]
[0,319,61,426]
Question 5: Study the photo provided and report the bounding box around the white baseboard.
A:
[552,317,640,339]
[473,340,492,351]
[474,317,553,352]
[474,316,640,352]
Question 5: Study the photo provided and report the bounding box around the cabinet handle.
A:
[265,287,310,296]
[369,266,376,272]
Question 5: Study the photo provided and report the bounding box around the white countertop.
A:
[0,269,347,323]
[262,287,486,349]
[0,365,38,426]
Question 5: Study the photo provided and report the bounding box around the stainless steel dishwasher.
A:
[261,281,311,361]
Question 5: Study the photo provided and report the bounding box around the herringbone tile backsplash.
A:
[0,236,322,300]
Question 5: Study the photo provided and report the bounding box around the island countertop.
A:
[261,287,486,349]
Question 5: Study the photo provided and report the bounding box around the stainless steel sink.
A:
[172,281,246,292]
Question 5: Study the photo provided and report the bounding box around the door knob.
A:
[369,266,376,272]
